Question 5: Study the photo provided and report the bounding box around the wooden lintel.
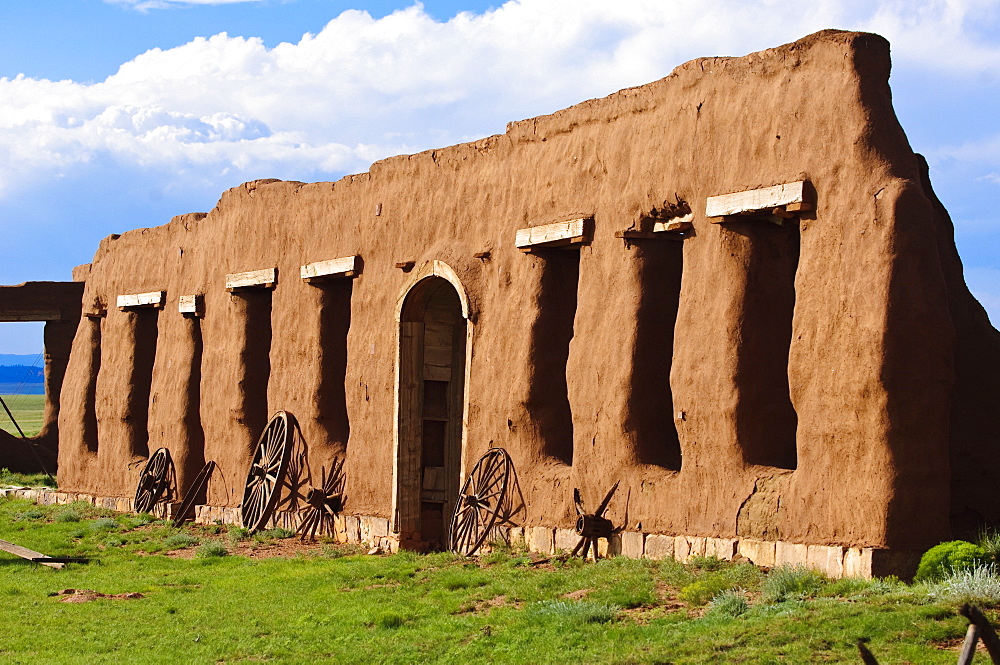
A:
[652,213,695,233]
[116,291,165,311]
[395,261,415,271]
[515,217,593,251]
[706,180,814,218]
[0,310,63,322]
[225,268,277,291]
[300,255,361,281]
[178,294,204,317]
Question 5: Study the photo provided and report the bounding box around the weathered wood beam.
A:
[116,291,165,311]
[225,268,277,291]
[300,255,361,282]
[0,538,65,569]
[706,180,814,220]
[653,212,695,233]
[0,310,63,322]
[178,294,204,317]
[516,217,593,252]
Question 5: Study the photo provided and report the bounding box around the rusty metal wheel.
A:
[134,447,172,514]
[448,447,512,556]
[241,411,294,533]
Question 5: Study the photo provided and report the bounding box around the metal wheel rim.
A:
[448,448,511,556]
[134,447,171,514]
[240,411,293,533]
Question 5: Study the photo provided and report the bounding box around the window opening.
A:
[734,220,799,469]
[628,241,683,469]
[528,249,580,465]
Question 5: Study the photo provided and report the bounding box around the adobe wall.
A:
[0,281,83,473]
[54,30,999,555]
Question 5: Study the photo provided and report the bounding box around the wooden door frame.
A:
[391,261,474,542]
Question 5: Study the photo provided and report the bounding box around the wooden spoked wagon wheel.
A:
[134,447,172,514]
[241,411,294,533]
[448,447,512,556]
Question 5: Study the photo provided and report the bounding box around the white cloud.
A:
[3,0,1000,204]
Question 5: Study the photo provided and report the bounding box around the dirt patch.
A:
[162,537,358,560]
[55,588,143,603]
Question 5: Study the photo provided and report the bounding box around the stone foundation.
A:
[0,487,916,577]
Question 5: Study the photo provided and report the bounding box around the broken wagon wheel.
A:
[133,447,173,514]
[448,447,512,556]
[240,411,294,533]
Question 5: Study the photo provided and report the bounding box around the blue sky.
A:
[1,0,999,353]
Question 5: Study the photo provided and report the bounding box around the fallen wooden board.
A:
[0,538,66,569]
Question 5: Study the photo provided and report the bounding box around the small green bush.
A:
[254,527,295,540]
[680,562,762,606]
[196,540,229,558]
[706,589,749,618]
[164,533,199,550]
[915,541,988,582]
[689,555,726,572]
[762,565,826,603]
[977,530,1000,565]
[53,508,81,523]
[931,564,1000,606]
[90,517,119,531]
[14,508,45,521]
[526,600,621,624]
[226,526,250,541]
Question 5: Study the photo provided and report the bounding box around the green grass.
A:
[0,393,45,437]
[0,496,991,663]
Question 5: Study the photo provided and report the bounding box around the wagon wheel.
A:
[241,411,294,533]
[134,447,172,514]
[448,448,512,556]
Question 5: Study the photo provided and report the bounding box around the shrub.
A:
[90,517,119,531]
[255,527,295,540]
[762,565,827,603]
[196,540,229,558]
[977,530,1000,565]
[164,533,199,550]
[14,508,45,521]
[689,555,726,572]
[680,562,762,606]
[706,589,749,618]
[915,541,988,582]
[931,564,1000,607]
[54,508,81,523]
[526,600,621,624]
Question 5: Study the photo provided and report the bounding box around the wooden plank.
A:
[225,268,276,291]
[0,310,62,322]
[116,291,165,310]
[178,294,204,316]
[396,322,424,535]
[653,212,695,232]
[706,181,813,217]
[0,538,65,569]
[300,255,361,281]
[515,218,592,250]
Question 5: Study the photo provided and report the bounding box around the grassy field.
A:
[0,394,44,437]
[0,497,995,663]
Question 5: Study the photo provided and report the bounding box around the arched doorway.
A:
[395,275,468,550]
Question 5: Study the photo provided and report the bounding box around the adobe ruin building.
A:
[3,29,999,577]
